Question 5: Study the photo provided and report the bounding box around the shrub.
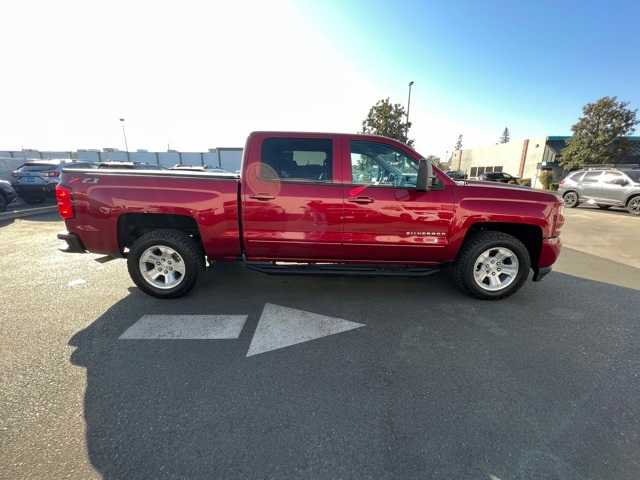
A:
[550,182,559,191]
[517,178,532,187]
[538,170,553,190]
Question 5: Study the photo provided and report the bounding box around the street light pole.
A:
[119,118,130,160]
[406,81,414,123]
[406,81,414,137]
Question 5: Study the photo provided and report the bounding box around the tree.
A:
[425,154,445,170]
[454,134,463,151]
[499,127,510,144]
[561,96,638,170]
[361,98,414,146]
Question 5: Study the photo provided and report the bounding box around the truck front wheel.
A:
[127,229,204,299]
[453,231,531,300]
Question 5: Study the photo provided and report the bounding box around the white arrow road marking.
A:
[120,315,248,340]
[246,303,365,357]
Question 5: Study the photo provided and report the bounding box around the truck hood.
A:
[456,180,561,203]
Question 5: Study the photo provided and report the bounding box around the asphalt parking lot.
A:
[1,209,640,480]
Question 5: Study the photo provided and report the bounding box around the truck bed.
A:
[61,168,242,258]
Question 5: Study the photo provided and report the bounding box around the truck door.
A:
[341,138,455,263]
[241,135,344,261]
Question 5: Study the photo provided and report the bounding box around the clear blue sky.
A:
[1,0,638,157]
[306,0,640,152]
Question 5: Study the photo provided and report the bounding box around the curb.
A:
[0,205,58,221]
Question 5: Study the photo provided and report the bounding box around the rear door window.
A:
[260,138,333,182]
[581,171,603,183]
[568,172,584,182]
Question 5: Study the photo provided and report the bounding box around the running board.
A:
[245,262,440,277]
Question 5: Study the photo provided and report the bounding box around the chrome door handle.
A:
[348,196,374,204]
[249,194,275,201]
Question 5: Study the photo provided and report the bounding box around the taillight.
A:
[47,170,60,177]
[552,204,565,237]
[55,184,74,220]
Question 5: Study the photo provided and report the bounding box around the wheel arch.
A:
[117,213,204,255]
[562,189,579,200]
[625,192,640,205]
[459,222,543,267]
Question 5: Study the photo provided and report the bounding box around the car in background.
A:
[169,164,230,174]
[445,170,467,180]
[12,160,74,204]
[478,171,519,183]
[0,179,18,211]
[558,167,640,215]
[94,161,163,170]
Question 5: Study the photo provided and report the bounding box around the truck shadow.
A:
[68,265,640,480]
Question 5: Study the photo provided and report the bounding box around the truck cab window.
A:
[261,138,333,182]
[350,140,418,188]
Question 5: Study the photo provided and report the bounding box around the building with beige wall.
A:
[450,136,640,187]
[450,137,552,186]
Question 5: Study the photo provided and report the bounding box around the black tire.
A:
[597,204,611,210]
[0,194,7,212]
[627,195,640,216]
[127,229,204,299]
[562,191,579,208]
[453,231,531,300]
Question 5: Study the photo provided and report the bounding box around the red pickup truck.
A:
[56,131,563,300]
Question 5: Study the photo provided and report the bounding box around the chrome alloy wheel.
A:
[473,247,519,292]
[138,245,186,289]
[629,197,640,215]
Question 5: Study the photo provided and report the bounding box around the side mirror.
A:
[416,158,434,192]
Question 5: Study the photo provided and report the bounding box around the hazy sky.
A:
[2,0,639,159]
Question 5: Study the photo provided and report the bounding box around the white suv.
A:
[558,168,640,215]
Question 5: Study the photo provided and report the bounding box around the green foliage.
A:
[500,127,510,144]
[361,98,414,146]
[454,134,463,151]
[538,170,553,190]
[550,182,559,191]
[516,178,531,187]
[561,96,638,169]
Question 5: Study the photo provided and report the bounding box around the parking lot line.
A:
[119,314,248,339]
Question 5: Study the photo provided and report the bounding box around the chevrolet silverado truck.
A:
[56,132,563,300]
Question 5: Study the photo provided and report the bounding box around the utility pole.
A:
[406,81,414,131]
[119,118,130,161]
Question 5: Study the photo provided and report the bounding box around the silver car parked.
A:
[558,168,640,215]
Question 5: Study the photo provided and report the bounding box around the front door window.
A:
[350,141,418,188]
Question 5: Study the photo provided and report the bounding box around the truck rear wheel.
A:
[127,229,204,299]
[453,231,531,300]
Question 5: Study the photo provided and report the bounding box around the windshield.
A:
[18,163,58,172]
[622,170,640,182]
